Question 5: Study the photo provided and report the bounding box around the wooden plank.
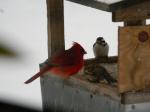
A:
[124,20,146,26]
[40,74,123,112]
[46,0,65,56]
[112,1,150,22]
[85,56,118,65]
[65,75,120,101]
[68,76,150,105]
[41,0,65,112]
[124,102,150,112]
[122,91,150,104]
[118,25,150,93]
[109,0,149,12]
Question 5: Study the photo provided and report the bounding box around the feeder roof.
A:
[66,0,149,12]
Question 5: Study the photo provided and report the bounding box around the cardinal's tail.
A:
[24,66,50,84]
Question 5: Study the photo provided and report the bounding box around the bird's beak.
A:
[84,50,87,54]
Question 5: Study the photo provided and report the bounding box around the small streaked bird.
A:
[93,66,117,85]
[84,64,117,85]
[93,37,109,58]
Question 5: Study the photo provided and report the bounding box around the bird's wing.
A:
[93,43,96,48]
[50,49,76,66]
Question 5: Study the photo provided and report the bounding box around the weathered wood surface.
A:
[65,75,120,101]
[112,1,150,22]
[124,20,146,26]
[122,91,150,104]
[109,0,149,12]
[41,74,123,112]
[41,0,65,112]
[124,102,150,112]
[40,72,150,112]
[85,56,118,65]
[46,0,65,56]
[118,25,150,93]
[66,74,150,104]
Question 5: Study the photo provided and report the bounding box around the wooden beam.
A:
[109,0,149,12]
[63,75,120,102]
[41,0,65,112]
[112,1,150,22]
[85,56,118,65]
[122,91,150,104]
[124,20,146,26]
[40,74,122,112]
[47,0,65,56]
[118,25,150,93]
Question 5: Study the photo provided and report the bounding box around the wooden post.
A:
[47,0,65,56]
[41,0,65,112]
[112,1,150,22]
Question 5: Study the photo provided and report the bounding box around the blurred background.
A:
[0,0,124,111]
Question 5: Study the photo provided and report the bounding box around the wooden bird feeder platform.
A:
[40,0,150,112]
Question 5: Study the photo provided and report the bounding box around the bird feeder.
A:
[40,0,150,112]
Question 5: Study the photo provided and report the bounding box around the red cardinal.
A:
[25,42,86,84]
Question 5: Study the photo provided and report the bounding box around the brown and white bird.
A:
[85,64,117,85]
[93,37,109,58]
[93,66,117,85]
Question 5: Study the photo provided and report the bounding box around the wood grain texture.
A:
[46,0,65,56]
[41,0,65,112]
[124,20,146,26]
[65,75,120,101]
[85,56,118,65]
[122,91,150,104]
[118,25,150,93]
[40,74,123,112]
[112,1,150,22]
